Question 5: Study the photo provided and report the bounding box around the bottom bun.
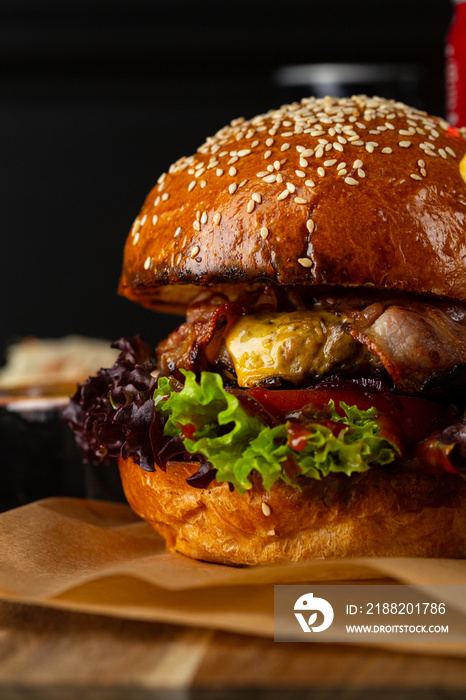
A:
[119,456,466,565]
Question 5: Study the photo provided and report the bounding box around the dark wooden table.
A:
[1,600,466,699]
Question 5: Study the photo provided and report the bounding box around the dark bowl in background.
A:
[0,396,125,512]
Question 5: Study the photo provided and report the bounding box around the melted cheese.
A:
[225,309,356,387]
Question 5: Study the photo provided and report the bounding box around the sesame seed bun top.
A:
[118,95,466,313]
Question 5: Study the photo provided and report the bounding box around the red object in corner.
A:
[446,0,466,128]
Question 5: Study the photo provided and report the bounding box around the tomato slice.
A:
[247,386,389,416]
[246,386,448,446]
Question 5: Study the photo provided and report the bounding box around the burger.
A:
[65,95,466,565]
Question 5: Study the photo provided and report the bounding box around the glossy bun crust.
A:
[119,456,466,565]
[119,95,466,313]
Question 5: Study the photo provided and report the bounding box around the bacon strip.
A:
[347,302,466,393]
[157,298,241,376]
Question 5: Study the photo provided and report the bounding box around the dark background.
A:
[0,0,455,359]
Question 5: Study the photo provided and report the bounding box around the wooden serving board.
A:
[1,601,466,699]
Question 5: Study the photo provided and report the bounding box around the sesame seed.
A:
[190,245,200,258]
[299,158,309,168]
[152,214,158,226]
[162,193,169,201]
[251,140,259,148]
[317,167,325,177]
[298,257,313,268]
[239,179,248,188]
[305,179,315,187]
[301,149,314,158]
[229,166,237,176]
[286,182,296,193]
[140,214,147,226]
[277,189,289,200]
[315,147,324,158]
[295,170,306,178]
[188,181,196,192]
[256,171,268,178]
[281,131,293,137]
[345,176,359,185]
[260,226,269,239]
[421,167,427,177]
[410,174,423,181]
[333,142,344,152]
[266,138,274,147]
[193,220,200,231]
[175,252,182,265]
[306,219,315,233]
[439,148,447,159]
[247,200,255,213]
[228,156,238,165]
[281,143,290,151]
[446,146,456,158]
[296,145,305,153]
[337,169,348,176]
[382,147,392,154]
[261,502,271,516]
[216,168,223,177]
[398,141,412,148]
[132,232,140,245]
[274,160,281,170]
[200,180,207,188]
[337,162,347,171]
[263,174,276,183]
[228,183,237,194]
[365,144,374,153]
[353,159,363,168]
[200,212,207,224]
[264,150,272,159]
[418,159,425,168]
[144,256,151,270]
[294,196,307,204]
[324,159,337,167]
[337,135,347,144]
[252,193,262,203]
[358,168,365,178]
[174,226,182,238]
[213,213,221,225]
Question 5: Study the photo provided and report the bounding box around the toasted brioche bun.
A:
[118,95,466,314]
[119,456,466,564]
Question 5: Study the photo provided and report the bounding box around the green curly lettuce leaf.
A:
[154,370,398,493]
